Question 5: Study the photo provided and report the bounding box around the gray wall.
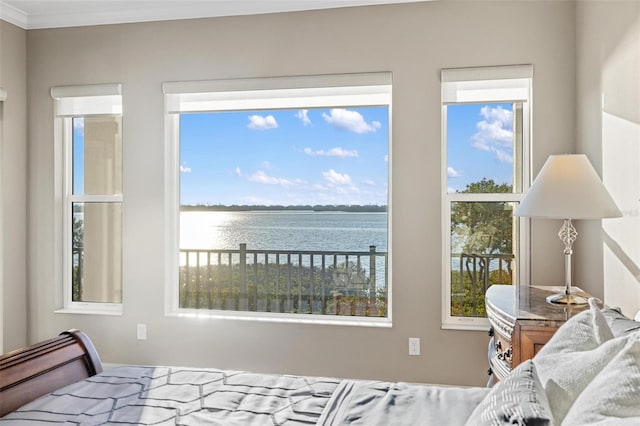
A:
[0,19,27,353]
[24,1,576,386]
[575,1,640,314]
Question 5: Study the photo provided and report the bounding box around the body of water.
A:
[180,210,388,253]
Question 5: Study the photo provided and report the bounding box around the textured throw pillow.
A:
[602,307,640,337]
[562,333,640,425]
[464,360,554,426]
[533,298,627,422]
[537,298,613,355]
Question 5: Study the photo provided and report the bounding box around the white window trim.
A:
[164,73,392,326]
[441,65,532,330]
[52,83,124,315]
[0,88,4,352]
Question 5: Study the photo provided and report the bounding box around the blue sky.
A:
[71,103,514,200]
[447,103,515,193]
[179,107,389,206]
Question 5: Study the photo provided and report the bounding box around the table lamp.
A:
[515,154,622,304]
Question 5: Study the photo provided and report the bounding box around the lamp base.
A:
[546,292,589,305]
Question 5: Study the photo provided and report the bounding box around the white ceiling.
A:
[0,0,428,29]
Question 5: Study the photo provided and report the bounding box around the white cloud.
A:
[235,167,242,176]
[261,161,271,169]
[447,166,461,177]
[313,183,328,191]
[303,147,358,158]
[322,169,352,185]
[180,164,192,173]
[363,179,376,186]
[471,105,514,163]
[495,149,513,164]
[73,118,84,130]
[295,109,311,125]
[247,170,295,187]
[384,155,389,163]
[248,114,278,130]
[322,108,382,134]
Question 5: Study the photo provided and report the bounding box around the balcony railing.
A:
[179,244,388,317]
[451,252,514,317]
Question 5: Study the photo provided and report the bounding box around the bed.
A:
[1,301,639,425]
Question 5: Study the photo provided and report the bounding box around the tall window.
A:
[164,73,391,325]
[52,84,123,314]
[441,66,532,329]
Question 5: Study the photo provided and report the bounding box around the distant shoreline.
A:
[180,204,387,213]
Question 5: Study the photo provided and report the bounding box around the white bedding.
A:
[0,365,488,425]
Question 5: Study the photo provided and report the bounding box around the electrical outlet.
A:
[408,337,420,356]
[137,324,147,340]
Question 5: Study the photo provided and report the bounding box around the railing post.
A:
[369,245,376,306]
[239,243,248,310]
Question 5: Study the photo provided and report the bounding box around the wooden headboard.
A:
[0,329,103,417]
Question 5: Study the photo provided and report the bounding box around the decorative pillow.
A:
[537,298,613,355]
[562,333,640,425]
[602,307,640,337]
[533,298,627,421]
[464,360,554,426]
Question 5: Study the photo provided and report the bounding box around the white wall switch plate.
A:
[137,323,147,340]
[408,337,420,356]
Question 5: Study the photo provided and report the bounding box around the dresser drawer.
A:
[487,324,513,382]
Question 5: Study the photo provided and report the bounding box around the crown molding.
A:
[1,0,427,30]
[0,1,28,29]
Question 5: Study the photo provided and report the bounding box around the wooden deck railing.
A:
[179,244,388,317]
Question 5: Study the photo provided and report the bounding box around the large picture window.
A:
[164,74,391,325]
[52,84,123,314]
[441,66,532,329]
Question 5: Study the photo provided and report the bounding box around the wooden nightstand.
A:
[485,285,597,384]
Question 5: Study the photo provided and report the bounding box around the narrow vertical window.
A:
[441,66,532,329]
[52,84,123,314]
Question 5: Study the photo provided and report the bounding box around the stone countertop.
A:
[486,285,599,326]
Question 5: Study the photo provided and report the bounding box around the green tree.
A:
[451,178,513,255]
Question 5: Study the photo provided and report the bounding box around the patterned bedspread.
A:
[1,365,489,425]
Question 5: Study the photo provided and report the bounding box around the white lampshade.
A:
[515,154,622,219]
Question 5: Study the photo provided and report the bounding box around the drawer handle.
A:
[497,347,512,362]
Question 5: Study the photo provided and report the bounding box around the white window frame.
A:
[52,83,123,315]
[441,65,532,330]
[163,73,392,327]
[0,87,5,352]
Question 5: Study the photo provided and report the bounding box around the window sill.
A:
[55,303,123,316]
[441,317,490,331]
[166,309,392,328]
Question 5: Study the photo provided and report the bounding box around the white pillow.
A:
[464,360,554,426]
[562,333,640,425]
[536,298,613,356]
[533,298,624,421]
